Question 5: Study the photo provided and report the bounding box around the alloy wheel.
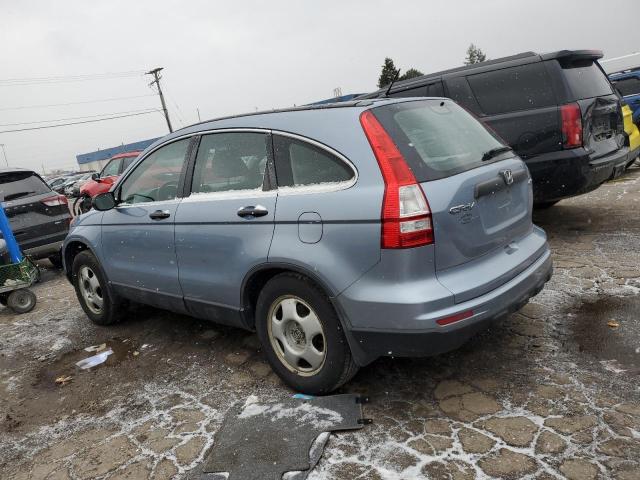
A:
[78,265,103,315]
[267,295,326,376]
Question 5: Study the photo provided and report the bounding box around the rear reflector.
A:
[561,103,583,148]
[359,110,434,249]
[41,194,68,206]
[436,310,474,326]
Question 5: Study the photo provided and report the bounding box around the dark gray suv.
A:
[63,98,552,393]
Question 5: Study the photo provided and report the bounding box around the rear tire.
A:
[72,250,126,325]
[255,273,358,394]
[48,253,63,269]
[7,289,36,314]
[534,201,559,209]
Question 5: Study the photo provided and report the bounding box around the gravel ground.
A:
[1,164,639,480]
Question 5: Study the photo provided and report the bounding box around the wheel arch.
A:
[240,263,371,366]
[63,239,96,282]
[240,263,339,330]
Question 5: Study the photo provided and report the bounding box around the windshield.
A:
[0,171,51,201]
[371,99,506,181]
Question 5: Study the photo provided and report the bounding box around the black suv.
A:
[0,169,71,267]
[360,50,628,206]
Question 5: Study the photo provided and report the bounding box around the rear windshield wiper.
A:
[481,146,512,162]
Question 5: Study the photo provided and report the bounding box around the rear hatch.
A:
[0,171,70,251]
[555,56,624,158]
[372,99,543,302]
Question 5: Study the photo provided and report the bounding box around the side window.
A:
[191,132,269,194]
[391,85,427,98]
[613,77,640,97]
[119,139,189,204]
[427,82,444,97]
[445,76,481,114]
[121,156,136,172]
[273,136,354,188]
[467,63,556,115]
[101,159,122,177]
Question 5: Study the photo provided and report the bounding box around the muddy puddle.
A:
[566,296,640,374]
[35,337,141,390]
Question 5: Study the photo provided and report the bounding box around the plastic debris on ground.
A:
[84,343,107,353]
[75,349,113,370]
[54,375,72,386]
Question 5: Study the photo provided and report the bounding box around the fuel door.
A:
[298,212,322,244]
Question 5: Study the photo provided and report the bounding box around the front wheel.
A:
[72,251,126,325]
[255,273,358,394]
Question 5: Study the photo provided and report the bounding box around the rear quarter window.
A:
[372,99,506,181]
[274,136,354,188]
[0,171,51,201]
[560,60,613,100]
[467,63,556,115]
[612,77,640,97]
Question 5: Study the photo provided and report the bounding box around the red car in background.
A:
[74,151,140,214]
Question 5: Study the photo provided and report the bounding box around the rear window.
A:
[612,77,640,97]
[0,171,51,201]
[467,63,556,115]
[372,99,506,181]
[561,60,613,100]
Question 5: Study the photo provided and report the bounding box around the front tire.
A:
[255,273,358,394]
[72,251,126,325]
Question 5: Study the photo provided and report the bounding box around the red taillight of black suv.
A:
[561,103,583,148]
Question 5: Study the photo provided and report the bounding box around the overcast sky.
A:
[0,0,637,172]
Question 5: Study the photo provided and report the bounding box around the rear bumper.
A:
[339,247,553,366]
[526,146,628,203]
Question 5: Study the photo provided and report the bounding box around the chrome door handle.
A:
[237,205,268,218]
[149,210,171,220]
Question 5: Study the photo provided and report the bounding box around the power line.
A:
[0,70,146,86]
[0,94,157,111]
[0,110,159,134]
[0,109,160,127]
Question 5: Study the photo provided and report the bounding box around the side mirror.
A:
[92,192,117,211]
[91,173,101,182]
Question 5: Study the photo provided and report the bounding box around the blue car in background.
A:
[610,68,640,124]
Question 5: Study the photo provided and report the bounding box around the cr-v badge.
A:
[449,202,475,215]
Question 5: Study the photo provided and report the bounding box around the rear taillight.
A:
[360,110,434,249]
[561,103,583,148]
[41,194,68,207]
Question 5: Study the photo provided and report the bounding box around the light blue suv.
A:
[63,98,552,394]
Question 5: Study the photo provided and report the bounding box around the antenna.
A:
[385,69,401,97]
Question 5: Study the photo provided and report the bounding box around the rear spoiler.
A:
[541,50,604,67]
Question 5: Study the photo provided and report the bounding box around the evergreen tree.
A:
[465,44,487,65]
[378,58,400,88]
[399,68,424,81]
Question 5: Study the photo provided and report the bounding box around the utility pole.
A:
[146,67,173,133]
[0,144,8,167]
